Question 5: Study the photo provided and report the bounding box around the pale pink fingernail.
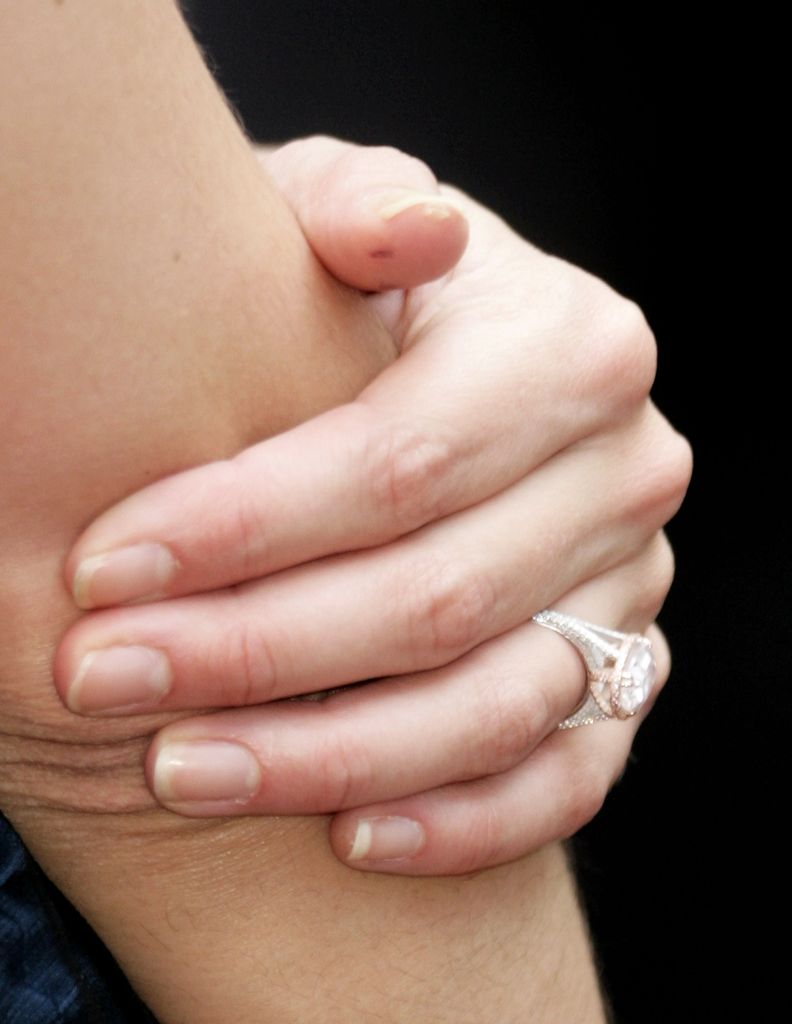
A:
[348,816,426,862]
[73,542,178,608]
[153,741,261,804]
[377,191,462,222]
[68,645,171,714]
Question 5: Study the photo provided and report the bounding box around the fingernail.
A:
[73,543,178,609]
[377,191,462,222]
[348,816,425,862]
[68,645,172,714]
[153,741,261,804]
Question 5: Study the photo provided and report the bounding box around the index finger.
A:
[67,199,649,609]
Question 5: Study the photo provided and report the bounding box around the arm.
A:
[0,3,605,1022]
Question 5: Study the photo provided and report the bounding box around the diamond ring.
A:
[532,609,656,729]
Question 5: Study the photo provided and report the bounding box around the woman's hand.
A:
[54,137,691,874]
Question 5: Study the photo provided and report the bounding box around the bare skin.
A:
[0,3,605,1022]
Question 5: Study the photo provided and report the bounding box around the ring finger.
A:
[143,534,673,820]
[331,629,667,876]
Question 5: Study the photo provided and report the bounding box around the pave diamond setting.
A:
[532,610,656,729]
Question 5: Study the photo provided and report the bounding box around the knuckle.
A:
[405,556,497,657]
[663,428,695,507]
[366,419,456,531]
[629,416,694,529]
[271,134,344,167]
[640,534,677,621]
[471,679,548,775]
[454,794,508,874]
[332,144,438,196]
[314,730,373,811]
[558,759,610,837]
[301,133,342,149]
[226,457,273,576]
[371,145,438,185]
[225,617,280,706]
[584,291,658,411]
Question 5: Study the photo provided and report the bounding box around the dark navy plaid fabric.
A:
[0,814,156,1023]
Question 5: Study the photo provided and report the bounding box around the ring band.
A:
[532,609,656,729]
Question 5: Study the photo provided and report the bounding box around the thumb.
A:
[259,136,468,292]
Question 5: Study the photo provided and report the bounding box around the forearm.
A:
[0,3,603,1021]
[37,819,601,1024]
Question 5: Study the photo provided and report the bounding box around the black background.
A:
[181,4,769,1018]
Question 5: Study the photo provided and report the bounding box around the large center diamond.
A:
[617,639,655,715]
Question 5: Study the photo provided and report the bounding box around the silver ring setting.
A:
[532,609,656,729]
